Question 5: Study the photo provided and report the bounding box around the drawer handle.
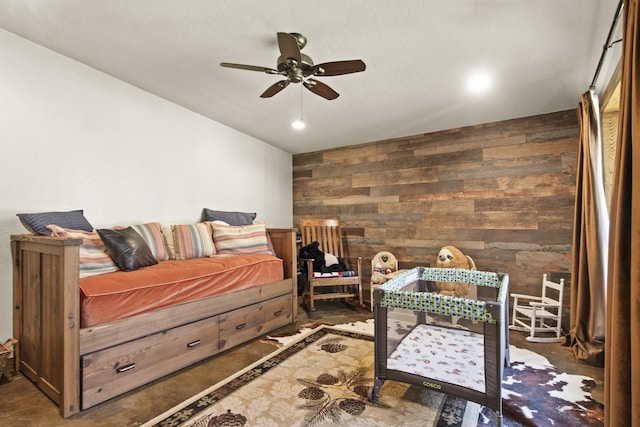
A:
[187,339,201,348]
[116,363,136,373]
[235,323,246,330]
[273,309,283,316]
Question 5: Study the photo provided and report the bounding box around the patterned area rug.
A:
[144,320,604,427]
[143,325,480,427]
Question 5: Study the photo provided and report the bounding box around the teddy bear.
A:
[432,245,476,297]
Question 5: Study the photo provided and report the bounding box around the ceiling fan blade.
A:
[307,60,366,77]
[260,80,290,98]
[303,79,339,100]
[277,32,301,63]
[220,62,279,74]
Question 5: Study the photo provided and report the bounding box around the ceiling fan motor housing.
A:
[277,53,314,83]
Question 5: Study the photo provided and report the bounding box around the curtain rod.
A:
[590,0,624,89]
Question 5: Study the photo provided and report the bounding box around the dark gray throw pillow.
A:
[17,209,94,235]
[203,208,256,226]
[97,227,158,272]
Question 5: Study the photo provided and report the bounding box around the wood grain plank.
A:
[293,110,578,301]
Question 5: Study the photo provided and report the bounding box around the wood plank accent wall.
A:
[293,110,578,303]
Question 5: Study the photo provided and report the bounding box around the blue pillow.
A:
[17,209,94,235]
[202,208,256,226]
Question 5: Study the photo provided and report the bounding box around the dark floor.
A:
[0,301,604,427]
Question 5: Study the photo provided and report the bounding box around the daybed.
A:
[369,267,509,426]
[11,223,297,418]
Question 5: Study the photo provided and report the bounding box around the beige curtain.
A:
[563,90,608,366]
[605,0,640,425]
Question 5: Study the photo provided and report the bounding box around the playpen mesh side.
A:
[378,267,503,323]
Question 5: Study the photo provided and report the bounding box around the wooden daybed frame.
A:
[11,228,297,418]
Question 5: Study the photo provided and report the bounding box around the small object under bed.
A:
[369,267,510,426]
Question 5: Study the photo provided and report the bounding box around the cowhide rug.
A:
[477,345,603,426]
[268,320,604,427]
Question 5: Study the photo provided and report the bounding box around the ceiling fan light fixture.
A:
[467,71,492,94]
[291,119,306,130]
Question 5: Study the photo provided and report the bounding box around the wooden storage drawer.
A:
[81,315,219,409]
[218,294,293,352]
[261,293,294,332]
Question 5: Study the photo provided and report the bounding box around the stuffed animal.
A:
[371,262,388,284]
[299,241,347,274]
[370,251,398,284]
[322,252,347,272]
[371,262,396,284]
[324,253,339,269]
[432,245,476,297]
[299,241,325,273]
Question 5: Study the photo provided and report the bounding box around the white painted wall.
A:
[0,29,293,341]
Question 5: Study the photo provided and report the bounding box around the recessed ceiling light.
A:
[467,71,492,94]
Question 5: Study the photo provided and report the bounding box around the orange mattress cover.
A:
[79,254,283,327]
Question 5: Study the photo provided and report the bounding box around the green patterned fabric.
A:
[378,267,506,323]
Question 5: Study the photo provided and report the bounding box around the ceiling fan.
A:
[220,32,366,100]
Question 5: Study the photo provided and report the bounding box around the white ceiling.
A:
[0,0,621,154]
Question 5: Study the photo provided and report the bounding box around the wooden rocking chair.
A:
[299,217,363,312]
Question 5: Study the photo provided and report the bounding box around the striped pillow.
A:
[171,223,216,260]
[130,222,170,261]
[160,224,176,260]
[209,222,273,255]
[47,225,119,278]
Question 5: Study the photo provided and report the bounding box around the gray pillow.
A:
[17,209,93,235]
[203,208,256,226]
